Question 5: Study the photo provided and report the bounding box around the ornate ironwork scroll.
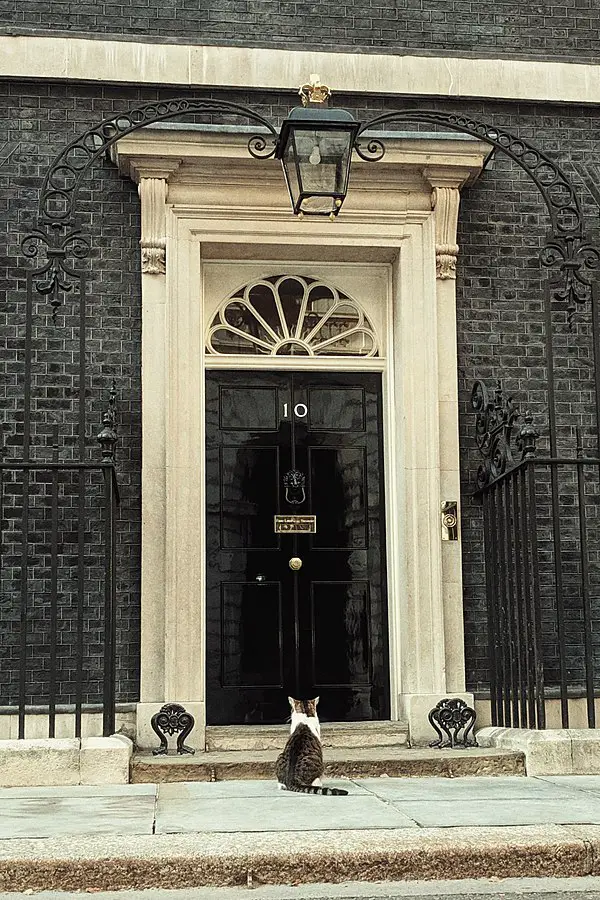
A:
[21,225,90,323]
[355,110,600,320]
[428,698,477,749]
[151,702,196,756]
[472,379,539,489]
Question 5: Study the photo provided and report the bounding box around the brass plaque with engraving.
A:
[274,515,317,534]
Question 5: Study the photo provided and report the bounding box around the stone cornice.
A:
[112,129,489,231]
[2,34,600,105]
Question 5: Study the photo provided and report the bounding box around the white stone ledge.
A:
[477,726,600,776]
[1,34,600,105]
[0,736,132,787]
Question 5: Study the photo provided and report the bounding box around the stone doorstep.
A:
[0,826,592,892]
[205,721,409,752]
[131,747,525,783]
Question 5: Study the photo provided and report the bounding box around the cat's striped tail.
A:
[288,784,348,796]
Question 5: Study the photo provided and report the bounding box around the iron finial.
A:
[518,410,539,460]
[97,380,117,461]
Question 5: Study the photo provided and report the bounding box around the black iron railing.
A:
[0,402,119,739]
[474,381,600,729]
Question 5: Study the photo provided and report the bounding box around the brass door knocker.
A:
[283,469,306,505]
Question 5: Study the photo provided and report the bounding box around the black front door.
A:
[205,371,389,724]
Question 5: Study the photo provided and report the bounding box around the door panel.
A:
[221,583,283,687]
[309,448,367,549]
[220,447,279,549]
[206,370,389,724]
[220,386,279,431]
[308,386,366,432]
[311,581,372,686]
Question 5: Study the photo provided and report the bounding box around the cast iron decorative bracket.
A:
[471,379,539,490]
[151,702,196,756]
[428,698,478,749]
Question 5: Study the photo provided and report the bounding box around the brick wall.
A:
[2,1,600,63]
[0,82,146,705]
[1,82,599,701]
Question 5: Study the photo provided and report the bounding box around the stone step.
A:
[205,721,409,752]
[131,746,525,783]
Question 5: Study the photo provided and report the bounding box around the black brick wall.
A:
[3,1,600,63]
[1,81,600,701]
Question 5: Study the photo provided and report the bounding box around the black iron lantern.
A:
[276,77,360,218]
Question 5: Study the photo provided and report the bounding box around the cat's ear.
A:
[288,696,295,708]
[313,696,319,707]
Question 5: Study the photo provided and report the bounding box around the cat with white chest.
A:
[275,696,348,796]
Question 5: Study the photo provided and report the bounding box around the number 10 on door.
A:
[282,403,308,419]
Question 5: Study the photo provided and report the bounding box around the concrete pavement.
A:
[7,878,600,898]
[5,776,600,890]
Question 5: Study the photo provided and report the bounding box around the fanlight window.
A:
[206,275,379,357]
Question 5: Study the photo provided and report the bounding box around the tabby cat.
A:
[275,696,348,796]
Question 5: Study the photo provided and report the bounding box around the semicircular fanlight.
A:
[206,275,379,357]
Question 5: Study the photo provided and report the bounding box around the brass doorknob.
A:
[289,557,302,571]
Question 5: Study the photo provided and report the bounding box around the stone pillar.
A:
[137,173,169,720]
[162,215,204,728]
[132,163,206,750]
[396,169,475,744]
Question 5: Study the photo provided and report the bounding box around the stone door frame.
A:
[112,128,489,745]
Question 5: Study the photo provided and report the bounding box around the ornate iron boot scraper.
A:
[151,702,196,755]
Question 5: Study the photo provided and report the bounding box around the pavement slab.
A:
[0,793,157,840]
[155,788,418,833]
[390,797,600,828]
[0,783,155,799]
[11,876,600,899]
[357,776,585,802]
[158,779,370,799]
[539,777,600,795]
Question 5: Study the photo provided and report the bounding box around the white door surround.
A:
[112,127,489,746]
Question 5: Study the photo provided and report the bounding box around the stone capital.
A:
[430,184,461,281]
[422,165,475,280]
[138,176,169,275]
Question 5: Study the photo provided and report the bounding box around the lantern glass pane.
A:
[283,136,301,207]
[294,128,352,196]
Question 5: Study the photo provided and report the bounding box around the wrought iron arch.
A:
[37,98,277,226]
